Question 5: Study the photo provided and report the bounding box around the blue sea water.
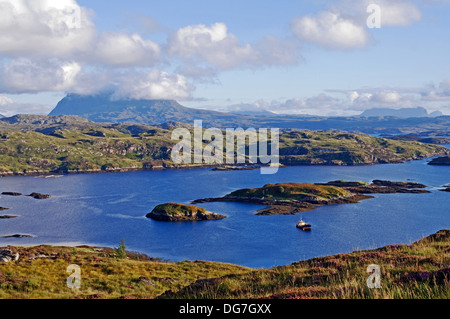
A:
[0,154,449,268]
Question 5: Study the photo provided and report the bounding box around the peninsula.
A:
[0,115,448,176]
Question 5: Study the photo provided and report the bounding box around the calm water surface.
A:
[0,154,449,268]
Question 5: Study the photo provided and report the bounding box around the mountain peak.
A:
[48,93,234,126]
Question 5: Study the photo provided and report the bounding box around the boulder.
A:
[0,249,19,262]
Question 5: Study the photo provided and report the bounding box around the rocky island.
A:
[193,180,431,215]
[146,203,226,222]
[428,156,450,165]
[27,192,51,199]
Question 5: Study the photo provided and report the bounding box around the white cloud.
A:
[291,11,370,50]
[0,94,14,105]
[168,23,256,70]
[111,70,195,101]
[371,91,402,103]
[92,32,161,67]
[0,0,95,57]
[378,1,422,26]
[168,23,300,70]
[224,94,343,116]
[290,0,423,50]
[0,58,81,93]
[353,0,422,26]
[421,78,450,101]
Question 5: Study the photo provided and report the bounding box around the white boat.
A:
[296,219,311,231]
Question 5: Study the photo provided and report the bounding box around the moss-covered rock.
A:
[428,156,450,165]
[146,203,226,222]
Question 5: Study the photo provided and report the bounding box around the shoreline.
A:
[1,228,448,269]
[0,154,445,178]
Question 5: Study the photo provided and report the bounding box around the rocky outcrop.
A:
[371,180,427,188]
[330,180,430,194]
[146,203,226,222]
[428,156,450,165]
[28,192,51,199]
[0,215,17,219]
[1,192,22,196]
[1,234,34,238]
[0,249,19,262]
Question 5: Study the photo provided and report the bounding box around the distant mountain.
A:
[360,107,442,118]
[47,93,450,135]
[49,93,245,127]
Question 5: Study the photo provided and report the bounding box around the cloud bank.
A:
[0,0,446,117]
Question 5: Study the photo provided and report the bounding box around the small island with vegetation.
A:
[193,180,430,215]
[428,156,450,165]
[146,203,226,222]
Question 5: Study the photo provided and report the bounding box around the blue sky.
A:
[0,0,449,116]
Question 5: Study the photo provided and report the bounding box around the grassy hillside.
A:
[278,130,449,165]
[0,116,448,175]
[0,245,250,299]
[1,230,448,299]
[160,229,449,299]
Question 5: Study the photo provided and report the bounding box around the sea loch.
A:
[0,154,448,268]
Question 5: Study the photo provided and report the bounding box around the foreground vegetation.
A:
[0,115,448,175]
[0,245,250,299]
[0,230,448,299]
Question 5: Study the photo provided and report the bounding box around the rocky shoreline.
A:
[0,152,448,178]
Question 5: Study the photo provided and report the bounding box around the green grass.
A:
[227,183,353,201]
[1,230,447,299]
[0,245,250,299]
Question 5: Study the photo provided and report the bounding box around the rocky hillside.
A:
[0,116,448,175]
